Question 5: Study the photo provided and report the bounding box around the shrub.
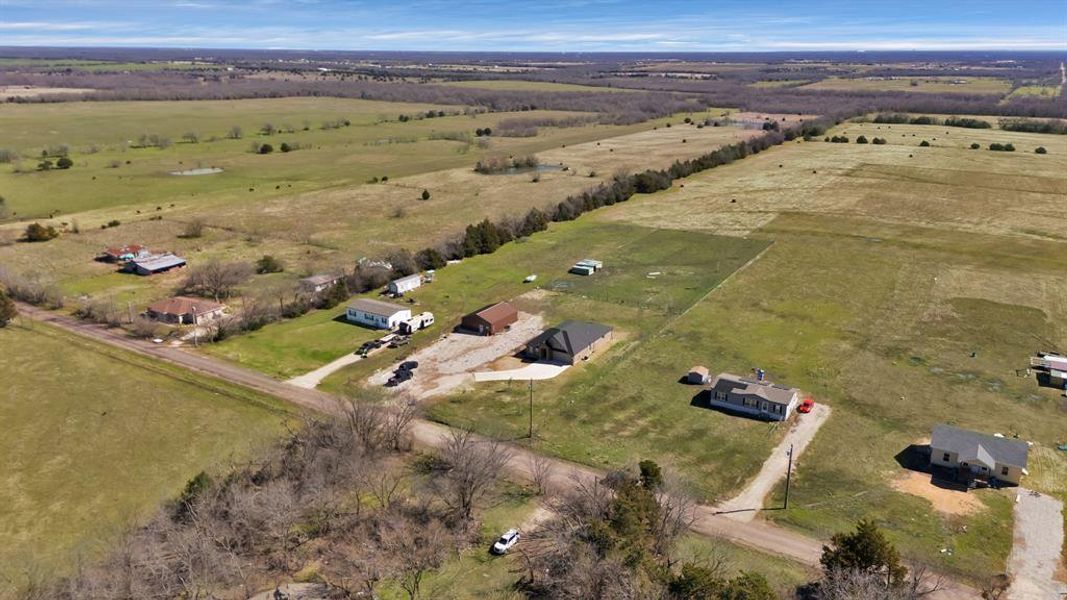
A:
[829,135,849,143]
[180,218,206,239]
[856,135,868,144]
[999,118,1067,135]
[1035,146,1048,154]
[421,189,431,201]
[258,143,274,154]
[280,142,292,152]
[970,143,981,149]
[871,137,887,145]
[919,140,931,147]
[255,255,284,274]
[23,222,59,242]
[944,117,991,129]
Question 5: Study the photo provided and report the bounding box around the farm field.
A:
[1005,84,1062,99]
[0,321,292,588]
[591,122,1067,581]
[0,97,630,218]
[0,110,750,315]
[438,79,634,92]
[801,75,1013,95]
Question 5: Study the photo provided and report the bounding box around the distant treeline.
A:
[999,117,1067,134]
[872,113,993,128]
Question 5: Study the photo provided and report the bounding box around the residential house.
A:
[146,296,225,325]
[387,274,422,296]
[930,424,1029,486]
[127,253,187,276]
[299,274,343,294]
[705,373,799,421]
[346,298,412,330]
[525,320,613,365]
[461,302,518,336]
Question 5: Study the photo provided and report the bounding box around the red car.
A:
[797,398,815,414]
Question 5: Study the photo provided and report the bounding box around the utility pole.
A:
[784,443,794,510]
[528,379,534,439]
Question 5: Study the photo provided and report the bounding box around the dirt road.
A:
[714,403,832,521]
[15,304,980,599]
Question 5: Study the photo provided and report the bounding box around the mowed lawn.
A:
[0,322,291,588]
[593,124,1067,582]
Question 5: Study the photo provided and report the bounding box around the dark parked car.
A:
[399,361,419,371]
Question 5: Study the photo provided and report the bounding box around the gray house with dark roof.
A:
[930,424,1029,485]
[524,321,612,365]
[705,373,799,421]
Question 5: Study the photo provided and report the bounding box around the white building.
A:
[346,298,412,330]
[387,274,422,296]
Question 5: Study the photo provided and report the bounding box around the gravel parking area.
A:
[369,312,545,400]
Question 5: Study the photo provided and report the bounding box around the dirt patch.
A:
[890,470,985,516]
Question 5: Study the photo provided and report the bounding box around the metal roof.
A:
[347,298,410,317]
[147,296,224,316]
[931,424,1029,469]
[132,253,186,271]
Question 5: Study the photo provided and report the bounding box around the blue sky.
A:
[0,0,1064,51]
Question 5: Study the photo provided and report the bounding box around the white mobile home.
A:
[930,424,1029,486]
[705,373,799,421]
[387,274,422,296]
[346,298,412,330]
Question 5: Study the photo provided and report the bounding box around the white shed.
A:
[387,274,422,295]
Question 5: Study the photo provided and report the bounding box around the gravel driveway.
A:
[1006,490,1066,600]
[713,403,832,521]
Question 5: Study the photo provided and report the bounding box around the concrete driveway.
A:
[473,361,570,382]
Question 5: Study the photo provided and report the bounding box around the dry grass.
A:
[802,76,1012,95]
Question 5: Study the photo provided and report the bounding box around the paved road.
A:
[16,304,980,599]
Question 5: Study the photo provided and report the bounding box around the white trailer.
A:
[399,312,435,334]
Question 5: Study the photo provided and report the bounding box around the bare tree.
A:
[180,218,205,239]
[380,517,450,600]
[384,396,419,451]
[226,125,243,139]
[434,429,512,521]
[181,261,253,301]
[182,131,199,144]
[530,453,555,496]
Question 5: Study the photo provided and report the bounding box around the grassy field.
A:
[1005,84,1063,99]
[0,107,748,317]
[0,321,292,589]
[593,122,1067,581]
[802,76,1013,95]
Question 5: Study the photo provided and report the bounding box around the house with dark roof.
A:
[146,296,225,325]
[524,320,612,365]
[705,373,799,421]
[930,424,1029,485]
[461,302,518,336]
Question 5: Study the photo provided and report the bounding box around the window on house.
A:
[1001,466,1009,476]
[715,391,726,401]
[942,453,951,462]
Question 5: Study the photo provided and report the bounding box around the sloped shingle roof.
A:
[931,424,1029,469]
[529,320,612,356]
[708,373,798,406]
